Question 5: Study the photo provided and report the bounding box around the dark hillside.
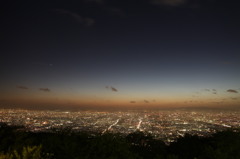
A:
[0,123,240,159]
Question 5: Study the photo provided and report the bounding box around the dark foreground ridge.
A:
[0,123,240,159]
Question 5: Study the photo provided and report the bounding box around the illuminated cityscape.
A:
[1,109,240,143]
[1,0,240,158]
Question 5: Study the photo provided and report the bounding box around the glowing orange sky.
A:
[1,87,239,110]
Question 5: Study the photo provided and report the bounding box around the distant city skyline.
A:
[1,108,240,143]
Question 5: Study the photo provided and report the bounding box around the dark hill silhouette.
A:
[0,123,240,159]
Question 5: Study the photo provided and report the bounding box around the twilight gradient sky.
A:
[1,0,240,110]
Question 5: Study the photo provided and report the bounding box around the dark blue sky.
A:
[1,0,240,109]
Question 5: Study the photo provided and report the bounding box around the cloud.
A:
[202,88,217,94]
[144,100,149,103]
[227,89,238,93]
[105,86,118,92]
[130,101,136,104]
[110,86,118,92]
[151,0,187,6]
[39,88,51,92]
[54,9,95,26]
[16,86,28,90]
[212,89,217,95]
[231,98,238,100]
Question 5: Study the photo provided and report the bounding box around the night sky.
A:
[1,0,240,110]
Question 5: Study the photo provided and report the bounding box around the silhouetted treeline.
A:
[0,123,240,159]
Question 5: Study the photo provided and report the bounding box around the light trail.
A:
[137,119,142,130]
[102,119,119,134]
